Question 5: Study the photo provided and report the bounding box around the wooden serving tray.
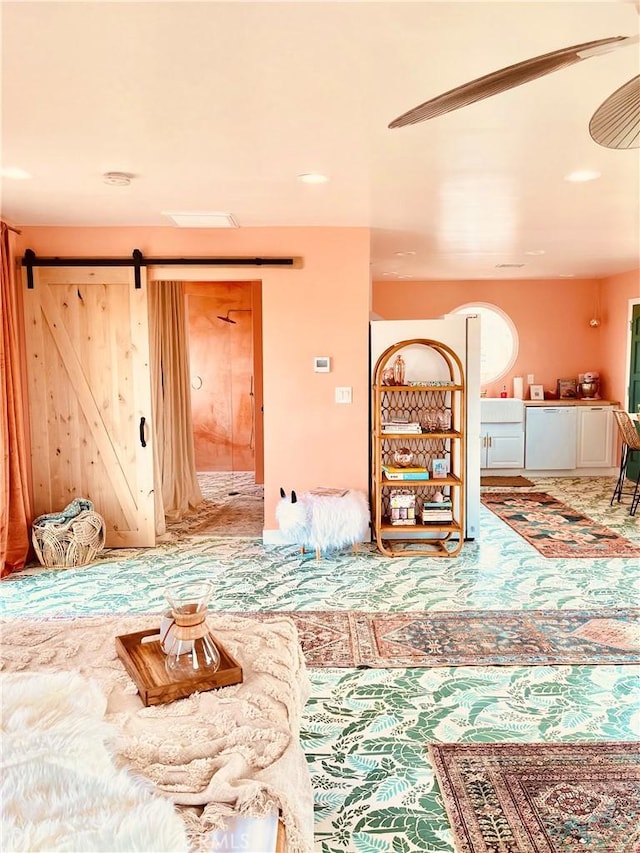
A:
[115,628,243,706]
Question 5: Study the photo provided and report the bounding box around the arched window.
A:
[451,303,518,385]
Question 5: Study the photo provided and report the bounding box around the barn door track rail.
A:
[22,248,301,289]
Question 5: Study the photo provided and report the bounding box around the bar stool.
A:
[610,410,640,516]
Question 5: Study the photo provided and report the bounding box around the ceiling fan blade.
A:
[589,75,640,149]
[389,36,627,129]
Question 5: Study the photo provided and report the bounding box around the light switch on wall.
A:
[335,386,352,404]
[527,374,535,385]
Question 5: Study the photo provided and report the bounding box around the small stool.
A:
[610,410,640,517]
[276,488,370,559]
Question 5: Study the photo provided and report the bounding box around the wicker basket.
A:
[32,510,106,568]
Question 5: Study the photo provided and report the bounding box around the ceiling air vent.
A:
[163,212,239,228]
[495,263,525,269]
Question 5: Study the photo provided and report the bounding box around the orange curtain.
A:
[1,223,32,576]
[149,281,202,527]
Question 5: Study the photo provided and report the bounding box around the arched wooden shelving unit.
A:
[371,338,466,557]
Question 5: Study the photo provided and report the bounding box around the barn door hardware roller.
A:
[22,249,302,289]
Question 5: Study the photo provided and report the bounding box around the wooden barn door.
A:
[22,266,156,547]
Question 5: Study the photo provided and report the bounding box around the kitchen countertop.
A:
[522,399,619,407]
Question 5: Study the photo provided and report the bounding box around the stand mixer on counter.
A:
[578,372,601,399]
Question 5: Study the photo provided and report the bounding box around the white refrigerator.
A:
[370,316,481,540]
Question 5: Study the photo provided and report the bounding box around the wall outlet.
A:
[335,386,352,404]
[527,374,535,385]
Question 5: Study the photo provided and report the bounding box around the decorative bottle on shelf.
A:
[162,580,221,678]
[500,385,508,398]
[392,354,406,386]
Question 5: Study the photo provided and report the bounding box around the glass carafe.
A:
[163,580,221,678]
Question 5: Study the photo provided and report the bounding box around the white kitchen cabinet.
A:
[480,423,525,468]
[576,406,614,467]
[480,398,525,469]
[525,407,577,470]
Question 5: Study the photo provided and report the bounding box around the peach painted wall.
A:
[14,227,371,531]
[599,269,640,409]
[373,278,616,399]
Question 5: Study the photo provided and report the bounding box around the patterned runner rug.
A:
[246,608,640,667]
[480,490,640,558]
[428,741,640,853]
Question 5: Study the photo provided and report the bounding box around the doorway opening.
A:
[181,280,264,537]
[625,299,640,484]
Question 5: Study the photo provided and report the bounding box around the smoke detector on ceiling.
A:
[103,172,133,186]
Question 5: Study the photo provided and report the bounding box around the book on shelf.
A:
[422,509,453,521]
[383,468,430,481]
[422,499,452,508]
[385,466,426,473]
[382,423,422,433]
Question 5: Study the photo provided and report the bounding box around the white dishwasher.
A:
[525,406,577,470]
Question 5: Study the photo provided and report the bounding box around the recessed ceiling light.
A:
[163,211,239,228]
[524,249,546,256]
[394,251,416,257]
[564,169,601,183]
[1,166,31,180]
[297,173,329,184]
[398,275,413,279]
[558,273,575,278]
[495,263,525,269]
[103,171,133,186]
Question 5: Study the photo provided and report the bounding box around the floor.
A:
[2,475,639,853]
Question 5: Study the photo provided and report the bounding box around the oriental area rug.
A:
[248,608,640,668]
[427,741,640,853]
[480,491,640,558]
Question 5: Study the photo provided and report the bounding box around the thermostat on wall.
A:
[314,356,331,373]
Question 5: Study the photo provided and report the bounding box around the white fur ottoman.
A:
[276,488,370,559]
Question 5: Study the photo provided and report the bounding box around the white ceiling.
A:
[2,0,639,280]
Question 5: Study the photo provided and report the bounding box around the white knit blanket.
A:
[0,614,314,852]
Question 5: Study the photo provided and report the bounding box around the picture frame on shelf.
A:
[557,378,578,399]
[529,384,544,401]
[432,458,448,479]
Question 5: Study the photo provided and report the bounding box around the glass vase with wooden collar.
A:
[161,581,221,678]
